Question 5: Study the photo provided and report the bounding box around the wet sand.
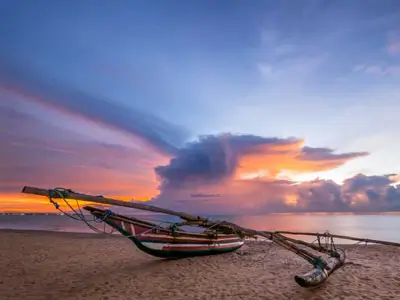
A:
[1,230,400,300]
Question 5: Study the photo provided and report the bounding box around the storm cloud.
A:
[151,134,399,214]
[155,134,368,189]
[154,134,302,188]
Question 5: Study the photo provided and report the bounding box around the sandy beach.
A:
[1,230,399,300]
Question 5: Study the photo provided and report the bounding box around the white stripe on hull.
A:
[137,233,240,241]
[141,240,244,251]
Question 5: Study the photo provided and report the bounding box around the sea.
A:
[1,213,399,243]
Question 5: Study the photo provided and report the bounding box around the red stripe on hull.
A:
[123,221,133,234]
[162,244,241,251]
[137,235,241,244]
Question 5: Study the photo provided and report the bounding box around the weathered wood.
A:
[268,232,323,264]
[270,232,338,256]
[276,230,400,248]
[22,186,206,222]
[294,256,343,288]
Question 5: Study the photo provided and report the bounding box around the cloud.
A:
[151,174,400,215]
[387,30,400,55]
[299,146,366,161]
[146,133,391,214]
[294,174,400,212]
[0,62,189,155]
[154,134,298,188]
[257,28,327,83]
[352,30,400,77]
[190,193,223,198]
[154,134,367,189]
[0,100,168,213]
[352,64,400,76]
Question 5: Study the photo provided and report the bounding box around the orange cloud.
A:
[235,141,368,180]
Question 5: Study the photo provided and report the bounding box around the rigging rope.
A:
[47,188,180,236]
[48,188,115,235]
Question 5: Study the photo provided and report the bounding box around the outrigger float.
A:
[22,186,400,288]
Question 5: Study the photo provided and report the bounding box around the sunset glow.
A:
[1,1,399,214]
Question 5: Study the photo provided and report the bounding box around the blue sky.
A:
[1,0,400,212]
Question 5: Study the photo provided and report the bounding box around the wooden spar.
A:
[269,232,337,256]
[22,186,206,222]
[276,230,400,248]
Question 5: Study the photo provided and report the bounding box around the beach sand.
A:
[1,230,400,300]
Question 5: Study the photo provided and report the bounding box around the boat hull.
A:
[84,206,244,258]
[128,237,244,258]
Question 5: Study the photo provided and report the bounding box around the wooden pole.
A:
[270,232,337,256]
[276,230,400,248]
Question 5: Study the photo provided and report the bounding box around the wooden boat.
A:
[84,206,244,258]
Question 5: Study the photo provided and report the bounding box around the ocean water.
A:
[1,213,399,243]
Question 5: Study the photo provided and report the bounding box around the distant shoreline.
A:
[0,228,97,235]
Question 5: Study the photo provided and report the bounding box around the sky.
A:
[1,0,400,214]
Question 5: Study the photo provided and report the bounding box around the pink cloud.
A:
[151,174,400,215]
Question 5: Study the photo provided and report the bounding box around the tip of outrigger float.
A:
[294,275,309,288]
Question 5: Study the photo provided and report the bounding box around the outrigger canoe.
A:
[84,206,245,258]
[21,186,400,288]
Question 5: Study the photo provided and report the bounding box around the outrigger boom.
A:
[21,186,400,288]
